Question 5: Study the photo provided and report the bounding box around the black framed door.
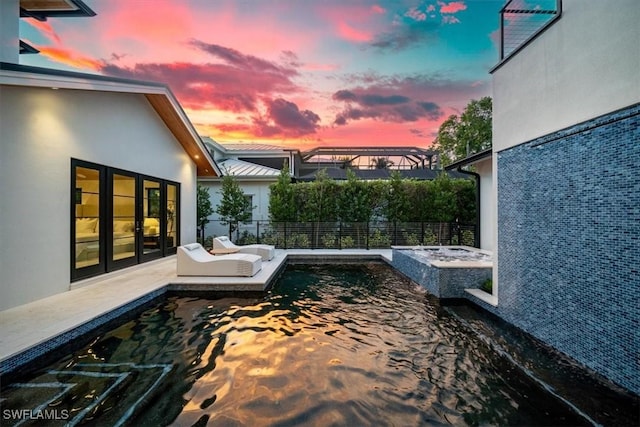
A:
[72,161,106,281]
[72,159,180,281]
[140,177,163,262]
[108,169,139,271]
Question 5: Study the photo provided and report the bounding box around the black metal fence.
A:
[201,220,476,249]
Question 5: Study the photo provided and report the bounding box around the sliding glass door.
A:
[73,163,104,279]
[166,184,178,253]
[141,178,163,262]
[72,160,180,281]
[109,171,138,270]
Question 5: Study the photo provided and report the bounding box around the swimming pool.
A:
[1,263,592,426]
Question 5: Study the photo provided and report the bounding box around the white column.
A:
[0,0,20,64]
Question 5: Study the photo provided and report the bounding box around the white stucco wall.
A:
[0,85,198,310]
[200,179,274,238]
[492,0,640,152]
[475,158,494,252]
[0,0,19,64]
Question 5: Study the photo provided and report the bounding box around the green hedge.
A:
[269,169,475,224]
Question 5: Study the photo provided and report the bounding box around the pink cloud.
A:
[405,7,427,22]
[438,1,467,14]
[37,46,104,70]
[25,19,62,44]
[302,62,340,72]
[316,3,387,44]
[82,1,317,68]
[336,21,373,42]
[97,1,194,47]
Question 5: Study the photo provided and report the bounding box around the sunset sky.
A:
[19,0,505,151]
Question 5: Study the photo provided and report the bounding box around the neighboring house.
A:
[201,138,294,237]
[0,1,220,311]
[468,0,639,394]
[200,139,465,238]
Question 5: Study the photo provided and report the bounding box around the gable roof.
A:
[202,137,296,159]
[216,159,281,179]
[0,62,221,176]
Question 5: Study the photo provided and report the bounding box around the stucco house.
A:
[463,0,639,394]
[200,137,296,238]
[0,0,221,311]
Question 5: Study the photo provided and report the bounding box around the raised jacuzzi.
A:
[391,246,492,299]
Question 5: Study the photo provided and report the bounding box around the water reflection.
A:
[1,264,588,427]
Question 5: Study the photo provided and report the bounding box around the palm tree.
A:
[338,155,353,169]
[370,157,394,169]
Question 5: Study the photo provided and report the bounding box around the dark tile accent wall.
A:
[496,103,640,394]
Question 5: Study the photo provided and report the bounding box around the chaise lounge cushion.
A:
[177,243,262,277]
[213,236,275,261]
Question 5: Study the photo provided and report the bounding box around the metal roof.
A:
[219,159,281,178]
[219,142,292,152]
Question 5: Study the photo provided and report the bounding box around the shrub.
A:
[238,230,257,245]
[460,229,475,246]
[480,278,492,294]
[259,229,280,246]
[423,229,438,245]
[321,233,337,248]
[289,233,310,248]
[403,232,420,246]
[340,236,355,248]
[369,229,391,248]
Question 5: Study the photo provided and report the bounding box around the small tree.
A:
[430,173,457,243]
[384,171,410,223]
[197,184,214,244]
[216,174,252,239]
[434,96,492,166]
[268,160,296,222]
[338,169,371,246]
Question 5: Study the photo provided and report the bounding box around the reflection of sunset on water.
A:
[2,264,590,426]
[165,264,585,426]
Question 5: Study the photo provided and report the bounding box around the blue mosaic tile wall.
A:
[496,103,640,394]
[391,249,491,298]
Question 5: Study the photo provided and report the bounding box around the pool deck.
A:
[0,249,391,372]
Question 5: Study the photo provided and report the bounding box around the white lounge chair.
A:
[177,243,262,277]
[213,236,275,261]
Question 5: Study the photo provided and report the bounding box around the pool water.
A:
[411,246,492,262]
[2,264,589,426]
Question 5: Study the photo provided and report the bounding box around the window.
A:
[243,195,254,222]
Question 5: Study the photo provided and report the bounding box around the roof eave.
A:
[444,149,493,170]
